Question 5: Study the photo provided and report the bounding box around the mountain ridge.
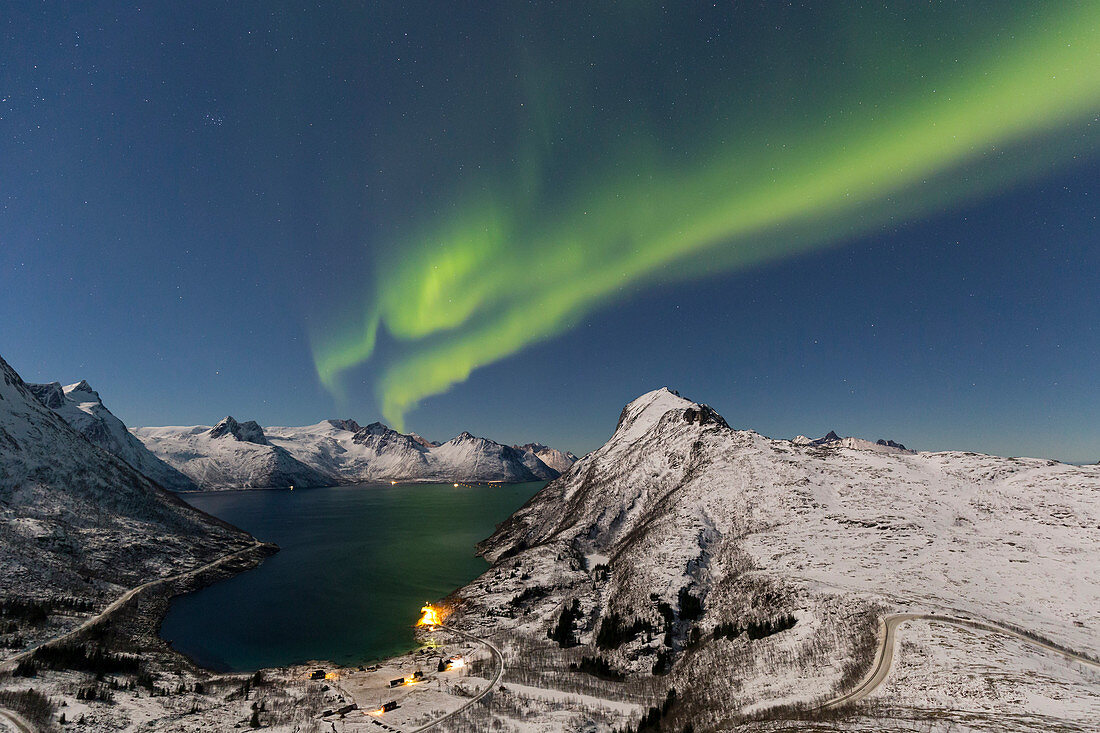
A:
[0,353,258,602]
[26,379,199,491]
[132,417,575,489]
[443,387,1100,729]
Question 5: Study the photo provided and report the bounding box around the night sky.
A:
[2,3,1097,462]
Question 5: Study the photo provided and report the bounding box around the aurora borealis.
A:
[4,2,1099,462]
[311,2,1100,430]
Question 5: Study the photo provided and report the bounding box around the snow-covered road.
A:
[820,613,1100,709]
[0,708,34,733]
[406,624,505,732]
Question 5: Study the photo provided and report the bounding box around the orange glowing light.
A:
[324,671,338,680]
[417,604,442,626]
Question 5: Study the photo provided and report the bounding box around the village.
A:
[304,606,497,731]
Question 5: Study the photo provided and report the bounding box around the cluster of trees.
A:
[547,599,582,647]
[249,699,267,728]
[652,649,674,676]
[509,585,548,608]
[76,685,115,703]
[677,589,703,621]
[32,642,141,674]
[0,596,94,625]
[13,660,38,677]
[0,688,54,729]
[596,613,655,650]
[712,613,797,642]
[616,689,693,733]
[569,655,624,681]
[227,671,268,701]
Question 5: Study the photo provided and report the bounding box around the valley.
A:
[2,362,1097,732]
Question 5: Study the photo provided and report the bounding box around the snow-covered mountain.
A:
[133,417,334,490]
[26,379,198,491]
[446,387,1100,730]
[134,416,574,490]
[264,420,568,484]
[792,429,910,453]
[0,354,257,601]
[514,442,581,474]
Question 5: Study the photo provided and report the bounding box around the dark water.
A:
[160,482,541,672]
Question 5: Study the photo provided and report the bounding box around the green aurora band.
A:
[314,3,1100,430]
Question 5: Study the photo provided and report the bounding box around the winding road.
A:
[0,540,268,673]
[819,613,1100,709]
[406,624,505,733]
[0,708,34,733]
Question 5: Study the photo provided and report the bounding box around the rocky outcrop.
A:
[208,416,269,445]
[27,379,198,491]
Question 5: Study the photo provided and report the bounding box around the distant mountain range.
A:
[791,430,910,453]
[20,371,578,492]
[263,419,570,486]
[133,418,577,490]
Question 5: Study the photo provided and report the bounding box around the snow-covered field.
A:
[871,619,1100,731]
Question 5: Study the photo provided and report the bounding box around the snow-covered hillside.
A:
[26,380,197,491]
[445,387,1100,730]
[0,353,256,602]
[133,418,334,490]
[264,420,566,484]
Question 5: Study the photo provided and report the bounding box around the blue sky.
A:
[2,2,1097,462]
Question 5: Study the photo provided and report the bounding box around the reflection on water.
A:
[160,482,541,672]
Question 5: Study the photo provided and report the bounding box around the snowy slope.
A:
[264,421,568,484]
[26,380,197,491]
[447,387,1100,728]
[133,418,334,490]
[0,353,256,600]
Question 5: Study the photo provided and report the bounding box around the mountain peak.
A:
[409,432,437,448]
[64,379,100,401]
[447,431,489,445]
[325,418,362,433]
[209,416,268,445]
[613,387,719,444]
[877,438,908,451]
